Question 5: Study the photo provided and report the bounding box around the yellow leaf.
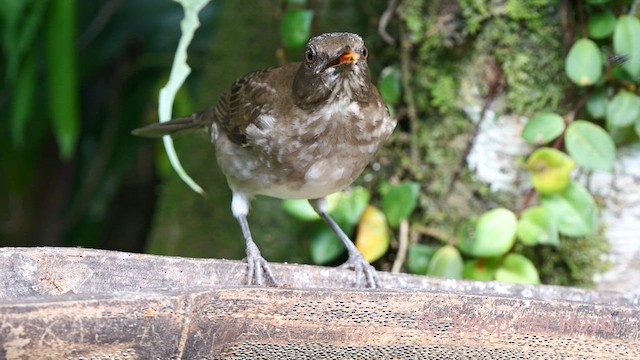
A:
[526,147,575,194]
[355,205,390,262]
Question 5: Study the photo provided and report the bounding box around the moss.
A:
[518,233,610,287]
[390,0,606,286]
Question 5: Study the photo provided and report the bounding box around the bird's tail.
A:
[132,108,214,138]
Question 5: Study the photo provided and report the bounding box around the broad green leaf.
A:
[608,121,637,145]
[463,258,499,281]
[516,206,559,246]
[495,254,541,284]
[585,0,609,4]
[586,87,607,119]
[378,66,402,105]
[635,118,640,139]
[280,9,313,48]
[330,187,370,226]
[406,244,435,274]
[282,190,347,221]
[459,208,517,258]
[607,90,640,128]
[355,206,389,262]
[613,15,640,80]
[525,148,575,194]
[381,182,420,228]
[282,199,320,221]
[541,181,598,237]
[565,120,615,172]
[427,245,463,279]
[310,226,344,264]
[565,38,603,86]
[588,11,616,39]
[46,0,80,160]
[522,112,565,145]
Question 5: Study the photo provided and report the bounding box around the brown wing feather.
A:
[213,63,300,146]
[133,63,300,143]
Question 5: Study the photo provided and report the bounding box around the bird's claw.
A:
[339,253,381,289]
[245,244,277,286]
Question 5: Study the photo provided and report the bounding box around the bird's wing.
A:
[132,63,300,141]
[214,63,300,146]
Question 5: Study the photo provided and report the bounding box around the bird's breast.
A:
[217,97,394,200]
[263,99,390,198]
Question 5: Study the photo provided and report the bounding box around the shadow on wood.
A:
[0,247,638,358]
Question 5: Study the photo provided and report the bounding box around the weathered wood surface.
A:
[0,247,639,359]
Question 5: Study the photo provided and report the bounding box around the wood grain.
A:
[1,247,638,359]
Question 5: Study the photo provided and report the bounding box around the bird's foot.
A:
[245,242,277,286]
[338,253,381,289]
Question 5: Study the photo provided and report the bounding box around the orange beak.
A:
[338,49,360,65]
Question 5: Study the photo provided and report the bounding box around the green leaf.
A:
[565,120,615,172]
[607,90,640,128]
[516,206,559,246]
[585,0,609,4]
[459,208,517,258]
[541,181,598,237]
[2,0,49,85]
[495,254,541,284]
[330,187,370,226]
[522,112,565,145]
[378,66,402,105]
[355,206,389,262]
[635,118,640,139]
[427,245,463,279]
[45,0,80,160]
[463,258,499,281]
[282,199,320,221]
[525,147,575,194]
[280,9,313,48]
[586,88,607,119]
[406,244,435,275]
[381,182,420,228]
[565,38,603,86]
[588,11,616,39]
[608,123,637,145]
[10,50,36,147]
[310,226,344,264]
[613,15,640,80]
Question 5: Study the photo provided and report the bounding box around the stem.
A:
[391,218,409,273]
[399,21,420,164]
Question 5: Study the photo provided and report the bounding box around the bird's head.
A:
[293,32,372,108]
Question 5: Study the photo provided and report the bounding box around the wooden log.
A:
[0,247,638,359]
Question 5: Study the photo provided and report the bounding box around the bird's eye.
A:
[305,47,317,63]
[360,46,368,60]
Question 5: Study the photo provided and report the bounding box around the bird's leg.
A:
[232,193,276,286]
[310,198,381,288]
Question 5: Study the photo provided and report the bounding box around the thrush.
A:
[133,32,396,288]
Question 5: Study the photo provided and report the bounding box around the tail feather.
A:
[132,115,205,138]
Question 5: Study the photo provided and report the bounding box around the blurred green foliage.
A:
[0,0,216,248]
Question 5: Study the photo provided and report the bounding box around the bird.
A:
[133,32,396,288]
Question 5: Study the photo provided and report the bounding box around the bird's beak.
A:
[338,49,360,65]
[327,49,360,68]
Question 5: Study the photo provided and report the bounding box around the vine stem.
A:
[391,218,409,273]
[399,22,420,164]
[445,63,504,198]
